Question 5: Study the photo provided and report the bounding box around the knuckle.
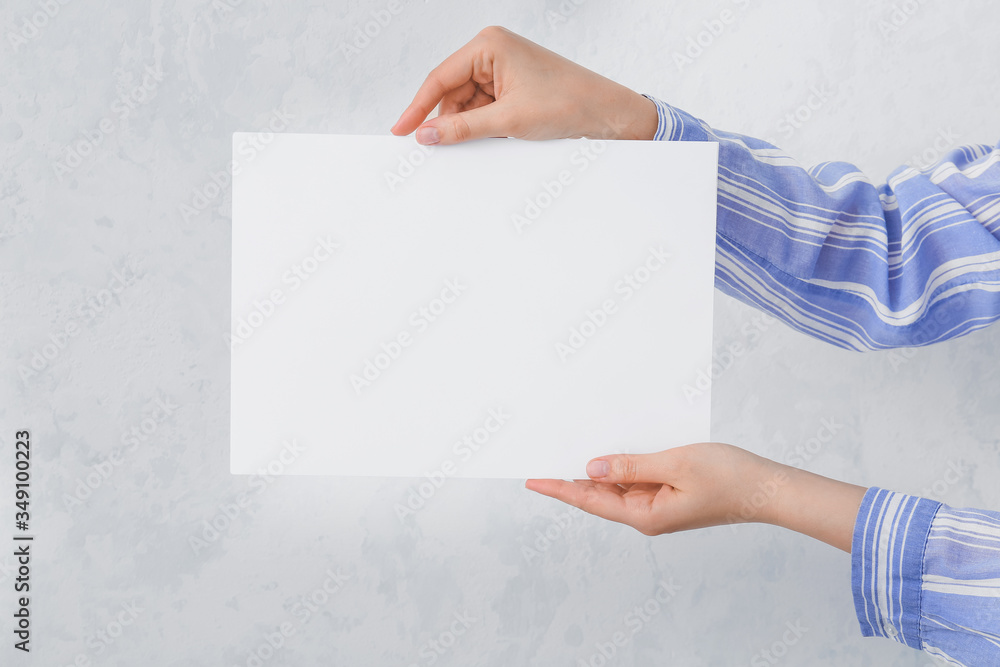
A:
[423,69,448,97]
[451,116,472,143]
[669,446,690,474]
[478,25,509,40]
[615,456,638,483]
[578,485,599,513]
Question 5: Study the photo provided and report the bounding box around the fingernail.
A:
[587,460,610,478]
[416,126,440,145]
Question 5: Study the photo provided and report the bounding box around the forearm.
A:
[756,461,868,552]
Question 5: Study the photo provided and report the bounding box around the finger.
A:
[526,479,624,496]
[439,84,495,117]
[467,84,496,109]
[628,482,669,495]
[572,479,627,496]
[586,451,676,485]
[524,479,637,526]
[390,39,493,135]
[524,478,569,496]
[413,102,513,145]
[439,80,479,116]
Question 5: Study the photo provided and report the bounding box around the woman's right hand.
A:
[390,26,659,146]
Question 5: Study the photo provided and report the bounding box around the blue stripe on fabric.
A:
[641,93,1000,351]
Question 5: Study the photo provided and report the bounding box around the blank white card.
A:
[231,133,718,479]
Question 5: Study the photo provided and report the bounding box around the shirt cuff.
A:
[640,93,727,145]
[640,93,680,141]
[851,486,942,650]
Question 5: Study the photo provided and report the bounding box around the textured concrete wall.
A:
[2,0,998,665]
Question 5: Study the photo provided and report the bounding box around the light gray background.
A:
[2,1,998,665]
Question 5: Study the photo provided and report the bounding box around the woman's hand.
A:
[391,26,659,145]
[525,442,868,552]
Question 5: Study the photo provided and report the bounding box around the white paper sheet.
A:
[230,133,718,479]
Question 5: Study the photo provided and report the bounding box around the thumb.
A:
[415,102,513,146]
[586,452,672,484]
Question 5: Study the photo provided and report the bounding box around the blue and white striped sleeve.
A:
[852,487,1000,666]
[641,94,1000,351]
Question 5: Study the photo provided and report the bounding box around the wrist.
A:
[622,91,659,140]
[589,87,659,141]
[737,456,794,527]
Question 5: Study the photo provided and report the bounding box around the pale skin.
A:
[524,443,868,553]
[390,25,659,144]
[392,26,869,552]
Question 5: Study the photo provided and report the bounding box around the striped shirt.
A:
[852,487,1000,666]
[641,96,1000,664]
[642,94,1000,351]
